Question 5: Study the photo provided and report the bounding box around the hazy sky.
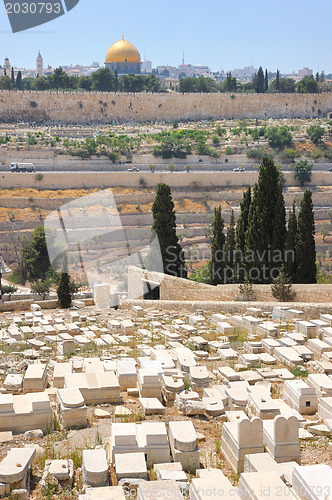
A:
[1,0,331,73]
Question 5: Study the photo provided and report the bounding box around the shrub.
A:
[280,148,301,161]
[1,285,17,295]
[310,148,323,160]
[266,126,292,148]
[216,125,226,137]
[224,146,234,155]
[271,266,296,302]
[188,263,211,284]
[249,126,266,141]
[7,267,26,285]
[35,173,43,181]
[292,160,313,186]
[307,125,325,144]
[196,140,212,156]
[31,280,51,300]
[153,137,191,159]
[323,147,332,160]
[238,277,255,301]
[239,276,255,301]
[290,366,308,378]
[246,148,264,159]
[107,151,121,163]
[212,135,220,146]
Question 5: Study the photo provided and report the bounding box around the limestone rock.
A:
[40,473,59,496]
[182,400,206,415]
[196,432,206,441]
[24,429,43,439]
[114,406,132,417]
[94,409,110,419]
[10,489,29,500]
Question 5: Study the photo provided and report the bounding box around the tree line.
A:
[178,67,330,94]
[0,65,330,93]
[0,67,164,92]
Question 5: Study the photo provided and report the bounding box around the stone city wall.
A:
[0,91,331,123]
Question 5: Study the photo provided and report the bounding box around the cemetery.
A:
[0,299,331,499]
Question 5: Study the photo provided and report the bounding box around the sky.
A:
[0,0,331,74]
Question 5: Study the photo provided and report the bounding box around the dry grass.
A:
[0,186,151,198]
[0,206,49,222]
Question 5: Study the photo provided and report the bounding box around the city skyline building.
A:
[36,51,44,77]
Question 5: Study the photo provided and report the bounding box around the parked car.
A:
[233,167,246,172]
[328,167,332,172]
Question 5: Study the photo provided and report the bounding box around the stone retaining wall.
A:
[1,171,331,190]
[128,266,332,304]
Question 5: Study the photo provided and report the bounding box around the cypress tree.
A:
[21,225,51,281]
[225,209,236,282]
[16,71,22,90]
[210,205,225,285]
[276,69,280,91]
[11,67,15,87]
[264,69,268,92]
[57,255,72,309]
[296,190,316,283]
[149,183,187,278]
[245,156,286,283]
[255,66,265,93]
[235,187,251,256]
[285,201,298,282]
[235,187,251,281]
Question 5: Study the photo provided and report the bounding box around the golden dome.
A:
[105,37,141,64]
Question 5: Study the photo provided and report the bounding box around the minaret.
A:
[4,57,10,76]
[36,51,44,76]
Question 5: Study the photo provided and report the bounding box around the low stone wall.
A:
[0,297,93,312]
[128,266,332,304]
[161,280,332,304]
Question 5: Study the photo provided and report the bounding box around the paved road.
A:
[1,162,331,173]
